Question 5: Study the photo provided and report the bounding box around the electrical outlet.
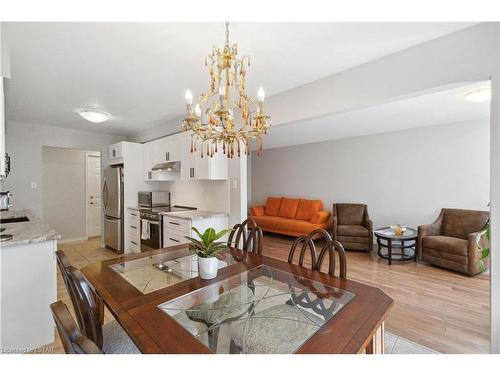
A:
[31,182,37,189]
[232,179,238,189]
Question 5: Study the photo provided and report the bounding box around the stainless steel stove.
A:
[139,205,196,252]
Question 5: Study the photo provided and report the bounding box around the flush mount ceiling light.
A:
[78,109,111,123]
[464,87,491,103]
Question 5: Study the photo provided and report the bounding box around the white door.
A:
[86,153,102,237]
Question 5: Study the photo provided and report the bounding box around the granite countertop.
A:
[161,210,228,221]
[0,209,61,247]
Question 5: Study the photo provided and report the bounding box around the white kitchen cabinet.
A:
[127,209,141,253]
[162,214,228,248]
[109,142,124,160]
[181,132,228,180]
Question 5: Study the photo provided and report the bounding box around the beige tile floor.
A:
[46,237,438,354]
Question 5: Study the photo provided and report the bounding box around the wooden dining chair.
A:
[288,228,347,278]
[56,250,105,327]
[228,218,263,254]
[66,266,140,354]
[50,301,102,354]
[230,229,348,353]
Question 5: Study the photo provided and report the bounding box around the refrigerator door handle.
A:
[102,179,108,212]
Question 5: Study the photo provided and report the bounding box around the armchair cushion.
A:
[278,198,300,219]
[442,209,490,240]
[422,235,468,256]
[265,197,282,216]
[296,199,323,221]
[337,225,369,238]
[250,206,265,217]
[310,210,331,224]
[336,204,365,225]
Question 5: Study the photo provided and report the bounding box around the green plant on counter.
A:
[186,227,231,259]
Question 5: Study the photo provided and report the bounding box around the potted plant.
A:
[186,227,231,280]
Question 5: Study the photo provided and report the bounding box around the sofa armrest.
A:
[311,210,331,224]
[250,205,265,217]
[417,211,444,260]
[330,215,338,239]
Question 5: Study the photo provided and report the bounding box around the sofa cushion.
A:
[250,206,265,217]
[422,235,468,256]
[337,225,368,237]
[295,199,323,221]
[251,215,329,236]
[337,204,364,225]
[310,211,330,224]
[265,197,282,216]
[278,198,300,219]
[441,209,489,240]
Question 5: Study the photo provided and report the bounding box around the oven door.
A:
[140,219,161,252]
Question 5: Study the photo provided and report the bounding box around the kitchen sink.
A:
[0,216,30,224]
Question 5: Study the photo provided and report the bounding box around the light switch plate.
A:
[232,179,238,189]
[31,182,37,189]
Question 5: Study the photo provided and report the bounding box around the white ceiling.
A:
[262,82,491,150]
[3,22,475,136]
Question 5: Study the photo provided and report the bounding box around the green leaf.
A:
[191,227,204,241]
[481,248,490,259]
[215,228,232,240]
[478,259,486,273]
[203,228,217,247]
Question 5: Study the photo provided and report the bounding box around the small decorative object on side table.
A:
[186,227,231,279]
[374,225,417,265]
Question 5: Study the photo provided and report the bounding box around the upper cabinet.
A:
[181,132,228,181]
[142,132,226,181]
[109,142,124,160]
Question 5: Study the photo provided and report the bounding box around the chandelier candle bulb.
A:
[185,90,193,105]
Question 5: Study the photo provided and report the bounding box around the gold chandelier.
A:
[181,22,270,158]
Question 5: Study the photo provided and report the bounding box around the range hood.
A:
[151,161,181,172]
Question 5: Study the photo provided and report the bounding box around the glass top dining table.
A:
[81,244,393,354]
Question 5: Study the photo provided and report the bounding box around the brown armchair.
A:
[332,203,373,252]
[417,208,489,276]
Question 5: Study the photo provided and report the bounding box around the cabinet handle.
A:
[169,221,180,225]
[131,241,137,245]
[169,238,180,243]
[131,225,137,229]
[166,152,169,161]
[131,213,137,217]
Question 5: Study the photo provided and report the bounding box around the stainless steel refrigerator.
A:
[102,165,124,253]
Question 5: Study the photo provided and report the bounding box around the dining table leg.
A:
[365,322,385,354]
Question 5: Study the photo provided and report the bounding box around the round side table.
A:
[374,227,417,265]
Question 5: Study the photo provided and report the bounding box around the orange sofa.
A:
[250,197,331,237]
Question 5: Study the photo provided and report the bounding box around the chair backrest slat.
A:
[50,301,102,354]
[228,218,263,254]
[67,266,104,349]
[287,229,347,278]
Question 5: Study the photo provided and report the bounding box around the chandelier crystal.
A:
[181,22,270,158]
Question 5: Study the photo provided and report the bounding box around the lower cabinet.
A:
[127,209,141,253]
[162,214,228,248]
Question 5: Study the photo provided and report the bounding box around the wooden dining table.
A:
[81,244,393,354]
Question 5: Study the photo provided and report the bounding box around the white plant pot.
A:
[197,256,219,280]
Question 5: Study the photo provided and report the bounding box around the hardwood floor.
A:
[47,234,490,354]
[263,233,490,354]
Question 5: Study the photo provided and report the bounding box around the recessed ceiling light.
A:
[464,87,491,103]
[78,109,111,123]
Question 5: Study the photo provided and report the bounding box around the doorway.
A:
[42,147,101,242]
[86,152,101,238]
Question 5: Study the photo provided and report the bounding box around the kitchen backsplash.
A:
[154,180,230,213]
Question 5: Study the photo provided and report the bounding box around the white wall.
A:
[42,147,88,241]
[251,120,490,230]
[2,120,125,216]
